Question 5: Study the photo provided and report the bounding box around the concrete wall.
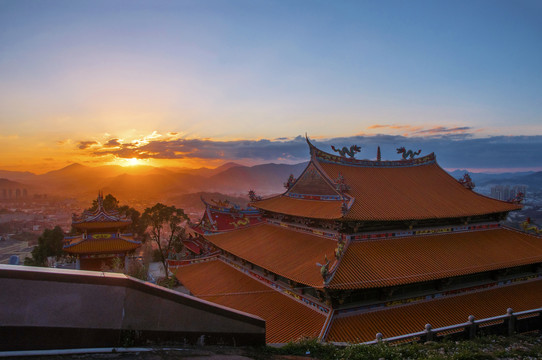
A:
[0,265,265,350]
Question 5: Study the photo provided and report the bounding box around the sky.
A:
[0,0,541,173]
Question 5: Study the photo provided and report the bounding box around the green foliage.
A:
[152,248,163,262]
[157,274,179,289]
[257,334,542,360]
[126,261,148,281]
[278,338,338,359]
[88,193,146,238]
[88,193,119,212]
[24,226,65,266]
[118,205,146,238]
[142,203,188,280]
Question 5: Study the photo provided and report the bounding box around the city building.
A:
[172,138,542,344]
[63,192,141,271]
[490,185,528,201]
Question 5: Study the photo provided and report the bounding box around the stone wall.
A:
[0,265,265,350]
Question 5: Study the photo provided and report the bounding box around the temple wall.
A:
[0,265,265,351]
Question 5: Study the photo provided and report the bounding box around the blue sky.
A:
[0,0,541,172]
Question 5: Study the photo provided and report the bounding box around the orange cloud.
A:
[77,140,99,150]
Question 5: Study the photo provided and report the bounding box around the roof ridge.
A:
[306,136,436,168]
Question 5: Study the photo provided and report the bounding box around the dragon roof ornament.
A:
[305,135,436,167]
[396,147,422,160]
[331,144,361,158]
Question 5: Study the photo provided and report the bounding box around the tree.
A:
[87,194,146,238]
[118,205,146,239]
[141,203,188,280]
[88,193,119,212]
[24,226,65,266]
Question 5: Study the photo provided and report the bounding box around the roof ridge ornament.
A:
[248,190,262,202]
[331,145,361,158]
[335,172,350,192]
[397,147,422,160]
[508,191,524,204]
[284,174,296,189]
[521,217,542,235]
[457,172,476,190]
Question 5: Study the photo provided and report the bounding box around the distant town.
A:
[1,163,541,265]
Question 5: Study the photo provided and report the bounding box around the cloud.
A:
[77,131,542,171]
[77,140,98,150]
[368,124,417,130]
[104,138,121,147]
[368,124,473,138]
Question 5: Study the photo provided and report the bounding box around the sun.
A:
[125,157,142,166]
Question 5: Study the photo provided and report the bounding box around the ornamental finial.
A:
[335,173,350,192]
[331,145,361,158]
[457,173,475,190]
[317,255,331,280]
[284,174,296,189]
[396,147,421,160]
[248,190,262,202]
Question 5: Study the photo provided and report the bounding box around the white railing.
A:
[332,307,542,346]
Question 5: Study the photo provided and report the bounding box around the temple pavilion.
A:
[172,138,542,344]
[63,192,141,271]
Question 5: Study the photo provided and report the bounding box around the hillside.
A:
[205,162,308,194]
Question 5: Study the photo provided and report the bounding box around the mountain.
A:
[205,162,308,195]
[0,161,308,201]
[0,178,38,198]
[0,170,36,183]
[168,191,250,215]
[173,162,243,178]
[447,169,542,192]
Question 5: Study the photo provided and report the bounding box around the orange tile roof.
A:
[320,161,519,221]
[64,236,141,254]
[205,223,337,287]
[253,141,520,221]
[330,228,542,289]
[175,259,327,343]
[253,195,343,219]
[326,279,542,343]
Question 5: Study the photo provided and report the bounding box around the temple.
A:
[172,138,542,344]
[63,192,142,271]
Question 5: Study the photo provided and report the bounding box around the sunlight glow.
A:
[125,158,142,166]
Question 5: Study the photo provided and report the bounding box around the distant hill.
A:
[0,178,29,189]
[0,170,37,183]
[168,192,251,216]
[173,162,243,178]
[204,162,308,195]
[101,172,207,201]
[447,170,542,192]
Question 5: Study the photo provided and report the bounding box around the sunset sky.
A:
[1,0,541,173]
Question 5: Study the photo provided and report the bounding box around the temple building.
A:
[172,138,542,344]
[63,192,142,271]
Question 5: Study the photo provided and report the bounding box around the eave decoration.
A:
[317,255,331,280]
[457,173,476,190]
[341,199,349,216]
[509,192,525,204]
[335,172,350,192]
[331,145,361,158]
[396,147,422,160]
[521,217,541,235]
[248,190,262,202]
[211,199,230,207]
[283,174,296,189]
